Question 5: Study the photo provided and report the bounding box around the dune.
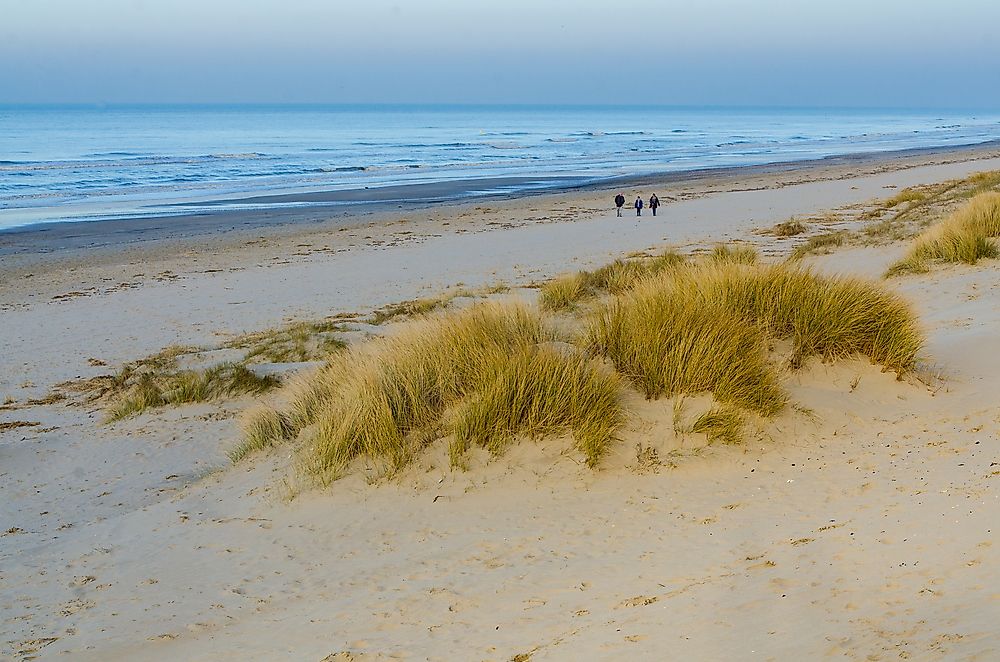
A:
[3,149,1000,660]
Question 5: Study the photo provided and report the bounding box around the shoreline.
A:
[4,140,1000,260]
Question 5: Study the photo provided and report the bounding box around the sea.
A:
[2,104,1000,231]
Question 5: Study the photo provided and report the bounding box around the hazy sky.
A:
[4,0,1000,107]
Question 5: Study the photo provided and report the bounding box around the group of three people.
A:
[614,192,660,217]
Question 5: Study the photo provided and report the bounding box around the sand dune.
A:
[3,151,1000,660]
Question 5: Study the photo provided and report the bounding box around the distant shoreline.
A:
[3,139,1000,257]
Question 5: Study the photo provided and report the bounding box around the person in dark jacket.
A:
[614,193,626,217]
[634,195,644,217]
[649,193,660,216]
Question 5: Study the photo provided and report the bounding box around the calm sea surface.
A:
[2,105,1000,230]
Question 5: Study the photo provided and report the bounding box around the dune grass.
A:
[883,188,927,208]
[369,295,454,324]
[233,245,923,480]
[539,250,685,311]
[227,320,347,363]
[449,344,622,468]
[772,220,807,238]
[691,407,744,445]
[539,272,589,311]
[107,362,279,422]
[710,243,758,265]
[887,192,1000,276]
[588,261,921,419]
[588,277,786,416]
[236,303,623,479]
[790,230,851,258]
[229,404,294,462]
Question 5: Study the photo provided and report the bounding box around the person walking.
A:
[634,195,644,217]
[614,192,625,217]
[649,193,660,217]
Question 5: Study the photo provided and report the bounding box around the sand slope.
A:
[3,156,1000,660]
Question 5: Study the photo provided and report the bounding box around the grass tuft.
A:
[588,261,921,412]
[691,407,744,444]
[588,278,785,415]
[710,243,758,264]
[369,295,453,324]
[228,320,347,363]
[883,188,926,208]
[229,404,294,462]
[449,344,621,467]
[772,220,807,238]
[539,272,589,311]
[887,192,1000,276]
[106,363,279,422]
[790,231,850,259]
[247,303,623,480]
[539,250,685,310]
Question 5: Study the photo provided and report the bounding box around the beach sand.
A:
[3,147,1000,660]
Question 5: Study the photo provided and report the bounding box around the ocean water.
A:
[2,104,1000,230]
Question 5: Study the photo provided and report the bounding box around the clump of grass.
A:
[106,363,279,422]
[245,303,623,481]
[710,243,758,265]
[539,272,588,311]
[449,344,621,467]
[539,250,685,311]
[772,220,807,238]
[588,280,785,415]
[884,188,926,208]
[691,406,744,444]
[229,404,294,462]
[228,320,347,363]
[790,231,850,258]
[369,295,454,324]
[588,251,685,293]
[588,262,921,412]
[887,192,1000,276]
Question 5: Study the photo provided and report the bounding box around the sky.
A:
[3,0,1000,107]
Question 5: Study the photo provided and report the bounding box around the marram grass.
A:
[772,220,807,238]
[106,362,279,422]
[691,406,744,445]
[588,261,921,414]
[888,192,1000,276]
[588,278,786,415]
[235,302,623,479]
[234,247,923,481]
[710,243,758,265]
[449,344,621,468]
[539,250,685,311]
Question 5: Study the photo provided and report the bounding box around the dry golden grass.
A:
[790,230,851,258]
[106,362,279,422]
[237,303,623,480]
[229,404,294,462]
[710,243,758,265]
[449,344,621,468]
[588,261,921,416]
[539,272,588,311]
[772,220,807,238]
[588,276,785,415]
[233,246,922,482]
[883,188,927,208]
[369,295,453,324]
[887,192,1000,276]
[691,406,744,445]
[539,250,684,311]
[227,320,346,363]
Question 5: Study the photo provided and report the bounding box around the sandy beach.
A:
[4,145,1000,660]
